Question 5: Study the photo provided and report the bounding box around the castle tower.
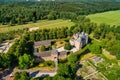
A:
[69,32,88,51]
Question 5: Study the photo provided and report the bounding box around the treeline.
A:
[0,28,27,43]
[72,16,120,60]
[1,0,120,2]
[0,2,120,25]
[28,17,95,41]
[0,32,34,69]
[75,16,120,60]
[74,16,120,60]
[93,24,120,59]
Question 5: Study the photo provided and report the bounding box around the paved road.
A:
[0,68,13,80]
[1,68,57,80]
[30,71,57,78]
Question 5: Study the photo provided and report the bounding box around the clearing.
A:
[87,10,120,26]
[0,19,75,33]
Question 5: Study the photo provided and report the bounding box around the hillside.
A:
[87,10,120,26]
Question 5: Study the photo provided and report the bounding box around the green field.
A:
[87,10,120,26]
[0,19,75,33]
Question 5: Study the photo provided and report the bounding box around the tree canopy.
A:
[18,54,34,69]
[40,45,46,52]
[88,43,102,54]
[14,72,30,80]
[64,42,72,50]
[68,53,77,63]
[0,2,120,25]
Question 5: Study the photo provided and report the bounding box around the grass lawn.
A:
[102,49,116,60]
[30,67,55,71]
[118,61,120,66]
[0,19,75,33]
[54,41,66,48]
[30,61,55,71]
[87,10,120,26]
[51,37,71,49]
[80,53,96,62]
[77,61,105,80]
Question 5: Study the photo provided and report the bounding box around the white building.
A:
[69,32,88,50]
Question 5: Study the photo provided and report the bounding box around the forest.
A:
[0,1,120,80]
[1,0,120,2]
[0,1,120,44]
[0,2,120,25]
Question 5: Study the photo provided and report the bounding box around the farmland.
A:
[87,10,120,26]
[0,19,75,33]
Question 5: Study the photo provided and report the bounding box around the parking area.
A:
[0,42,13,53]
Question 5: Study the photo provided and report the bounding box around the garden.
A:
[76,60,106,80]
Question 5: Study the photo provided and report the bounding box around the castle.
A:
[34,40,67,62]
[69,32,88,50]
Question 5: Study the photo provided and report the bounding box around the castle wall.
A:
[35,54,58,62]
[69,32,88,50]
[58,54,67,60]
[69,39,75,45]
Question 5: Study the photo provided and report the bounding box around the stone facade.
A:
[69,32,88,50]
[34,49,68,62]
[58,51,67,59]
[34,40,67,62]
[34,50,58,62]
[34,40,51,53]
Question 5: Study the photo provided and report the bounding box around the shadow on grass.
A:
[77,49,91,60]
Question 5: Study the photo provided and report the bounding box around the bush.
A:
[68,53,77,63]
[14,72,30,80]
[18,54,34,69]
[57,64,71,77]
[88,44,102,54]
[64,42,72,50]
[39,61,55,67]
[46,46,52,51]
[40,45,46,52]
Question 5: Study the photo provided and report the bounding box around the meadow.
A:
[87,10,120,26]
[0,19,75,33]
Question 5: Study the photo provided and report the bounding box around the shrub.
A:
[88,44,102,54]
[64,42,72,50]
[68,53,77,63]
[40,45,46,52]
[39,61,55,67]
